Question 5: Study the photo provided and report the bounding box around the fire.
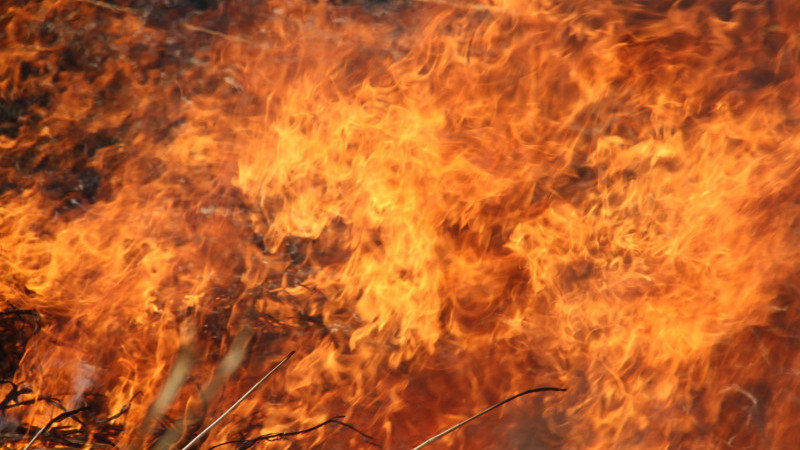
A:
[1,0,799,448]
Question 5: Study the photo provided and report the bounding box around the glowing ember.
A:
[1,0,799,448]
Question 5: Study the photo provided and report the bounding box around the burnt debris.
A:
[0,307,39,379]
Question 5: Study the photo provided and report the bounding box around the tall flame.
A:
[1,0,799,448]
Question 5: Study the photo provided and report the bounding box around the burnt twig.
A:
[23,406,91,450]
[208,416,380,449]
[0,380,35,412]
[179,351,296,450]
[410,387,567,450]
[96,392,141,423]
[0,306,40,379]
[2,382,137,448]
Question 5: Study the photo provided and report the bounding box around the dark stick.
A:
[23,406,91,450]
[96,392,141,423]
[179,351,296,450]
[208,416,380,449]
[411,387,567,450]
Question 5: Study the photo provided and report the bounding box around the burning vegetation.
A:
[1,0,800,448]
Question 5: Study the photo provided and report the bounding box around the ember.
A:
[1,0,799,448]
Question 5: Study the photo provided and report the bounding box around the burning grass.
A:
[2,0,800,448]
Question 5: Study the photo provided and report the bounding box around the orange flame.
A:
[1,0,800,448]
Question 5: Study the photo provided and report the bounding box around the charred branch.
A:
[0,387,137,449]
[180,351,296,450]
[0,307,40,379]
[208,416,380,449]
[411,387,568,450]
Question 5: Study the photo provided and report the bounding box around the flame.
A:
[1,0,800,448]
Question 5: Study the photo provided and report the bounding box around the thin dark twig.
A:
[96,392,141,423]
[411,387,567,450]
[208,416,380,449]
[9,392,128,448]
[0,380,34,411]
[42,397,69,413]
[23,406,91,450]
[179,351,296,450]
[0,381,69,421]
